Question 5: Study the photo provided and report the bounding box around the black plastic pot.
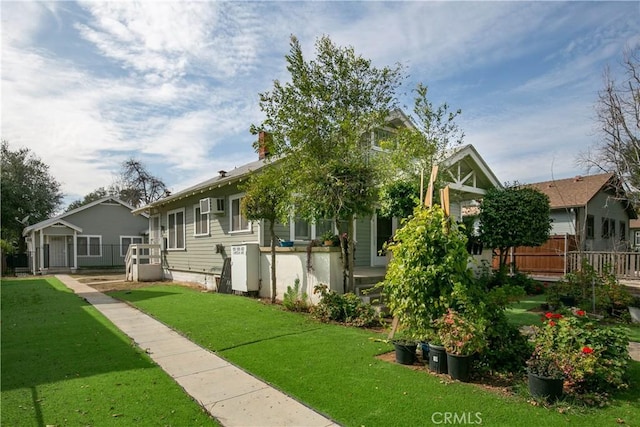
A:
[446,353,472,382]
[528,372,564,401]
[428,343,448,374]
[393,341,417,365]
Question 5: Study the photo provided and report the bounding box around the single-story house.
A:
[23,196,149,274]
[529,173,637,251]
[132,136,501,301]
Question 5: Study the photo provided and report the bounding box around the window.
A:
[120,236,143,257]
[294,218,311,240]
[620,222,626,241]
[167,208,185,249]
[602,218,615,239]
[230,195,250,232]
[586,215,594,239]
[77,235,101,257]
[636,231,640,247]
[315,219,334,239]
[193,205,209,236]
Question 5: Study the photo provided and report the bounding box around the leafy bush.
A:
[311,284,380,327]
[380,205,474,340]
[478,310,532,374]
[282,279,310,312]
[527,308,630,403]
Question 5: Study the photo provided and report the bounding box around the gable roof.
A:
[23,196,145,236]
[528,173,637,219]
[528,173,615,209]
[441,144,503,194]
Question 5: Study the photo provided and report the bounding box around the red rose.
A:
[576,310,585,316]
[552,313,563,319]
[545,312,553,319]
[582,346,594,354]
[549,320,556,327]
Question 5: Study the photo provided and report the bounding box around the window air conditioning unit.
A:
[211,198,225,214]
[199,198,211,214]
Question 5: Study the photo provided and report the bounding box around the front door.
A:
[149,215,162,259]
[371,213,397,266]
[48,236,67,268]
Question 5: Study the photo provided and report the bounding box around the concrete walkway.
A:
[56,275,338,427]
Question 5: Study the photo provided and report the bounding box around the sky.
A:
[2,1,639,209]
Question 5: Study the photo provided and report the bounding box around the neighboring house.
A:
[529,173,637,251]
[132,136,501,298]
[23,197,149,274]
[631,219,640,251]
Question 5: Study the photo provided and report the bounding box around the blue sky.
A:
[2,1,639,209]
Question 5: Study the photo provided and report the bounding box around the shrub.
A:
[311,284,380,327]
[380,205,473,340]
[282,279,310,312]
[478,310,532,375]
[527,308,630,402]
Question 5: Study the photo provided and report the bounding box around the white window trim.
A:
[635,231,640,247]
[193,204,210,237]
[167,208,186,250]
[229,193,252,234]
[120,235,144,257]
[77,235,102,257]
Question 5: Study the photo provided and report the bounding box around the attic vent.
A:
[218,170,227,178]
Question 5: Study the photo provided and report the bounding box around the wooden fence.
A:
[492,235,577,276]
[491,234,640,279]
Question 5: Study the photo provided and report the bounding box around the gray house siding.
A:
[156,184,261,278]
[550,210,576,236]
[69,202,148,245]
[583,191,630,251]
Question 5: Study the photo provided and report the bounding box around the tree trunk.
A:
[270,220,277,303]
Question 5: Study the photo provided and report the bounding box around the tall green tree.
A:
[252,35,404,292]
[378,84,465,217]
[1,140,63,248]
[579,46,639,206]
[240,161,290,302]
[478,185,552,270]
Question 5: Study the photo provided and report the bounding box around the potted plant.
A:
[320,230,337,247]
[435,309,486,382]
[391,330,417,365]
[527,308,630,403]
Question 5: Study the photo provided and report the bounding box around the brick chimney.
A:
[258,131,272,160]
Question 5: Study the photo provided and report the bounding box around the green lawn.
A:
[1,278,218,426]
[111,285,640,427]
